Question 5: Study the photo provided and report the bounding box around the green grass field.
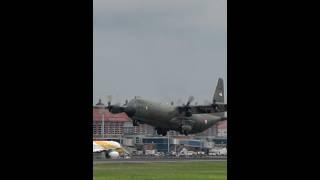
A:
[93,161,227,180]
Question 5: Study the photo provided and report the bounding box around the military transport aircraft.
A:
[106,78,227,136]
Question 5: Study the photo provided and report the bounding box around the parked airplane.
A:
[93,141,129,159]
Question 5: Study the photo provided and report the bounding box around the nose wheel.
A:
[133,119,139,126]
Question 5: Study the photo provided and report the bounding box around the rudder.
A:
[213,78,224,103]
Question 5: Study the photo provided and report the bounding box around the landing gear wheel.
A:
[156,128,167,136]
[183,131,188,136]
[133,120,139,126]
[162,131,167,136]
[156,128,162,135]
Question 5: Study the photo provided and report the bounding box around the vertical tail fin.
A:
[213,78,224,103]
[212,78,225,117]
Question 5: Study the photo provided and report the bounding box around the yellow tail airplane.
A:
[93,141,129,159]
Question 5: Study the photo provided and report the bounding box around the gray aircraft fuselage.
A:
[126,98,223,134]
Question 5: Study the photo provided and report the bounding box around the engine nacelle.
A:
[185,110,192,117]
[109,106,124,113]
[181,125,192,132]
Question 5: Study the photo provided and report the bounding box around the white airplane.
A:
[219,147,227,155]
[209,147,227,156]
[93,141,129,159]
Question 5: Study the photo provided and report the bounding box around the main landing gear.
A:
[156,128,168,136]
[178,130,189,136]
[178,126,189,136]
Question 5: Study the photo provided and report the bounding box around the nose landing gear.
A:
[133,119,139,126]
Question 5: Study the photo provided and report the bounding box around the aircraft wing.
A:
[93,143,105,153]
[93,142,117,152]
[93,142,130,155]
[187,103,227,114]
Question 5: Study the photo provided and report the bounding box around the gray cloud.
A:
[94,0,227,104]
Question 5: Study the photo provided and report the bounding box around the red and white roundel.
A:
[204,119,207,124]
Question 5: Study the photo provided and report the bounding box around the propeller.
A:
[186,96,194,106]
[178,96,195,117]
[106,95,119,112]
[107,95,112,107]
[106,95,127,108]
[106,96,136,117]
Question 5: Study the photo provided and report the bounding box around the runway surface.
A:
[94,158,227,164]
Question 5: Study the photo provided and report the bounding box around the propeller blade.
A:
[186,96,194,106]
[107,95,112,105]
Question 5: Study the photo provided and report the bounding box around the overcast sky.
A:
[94,0,227,105]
